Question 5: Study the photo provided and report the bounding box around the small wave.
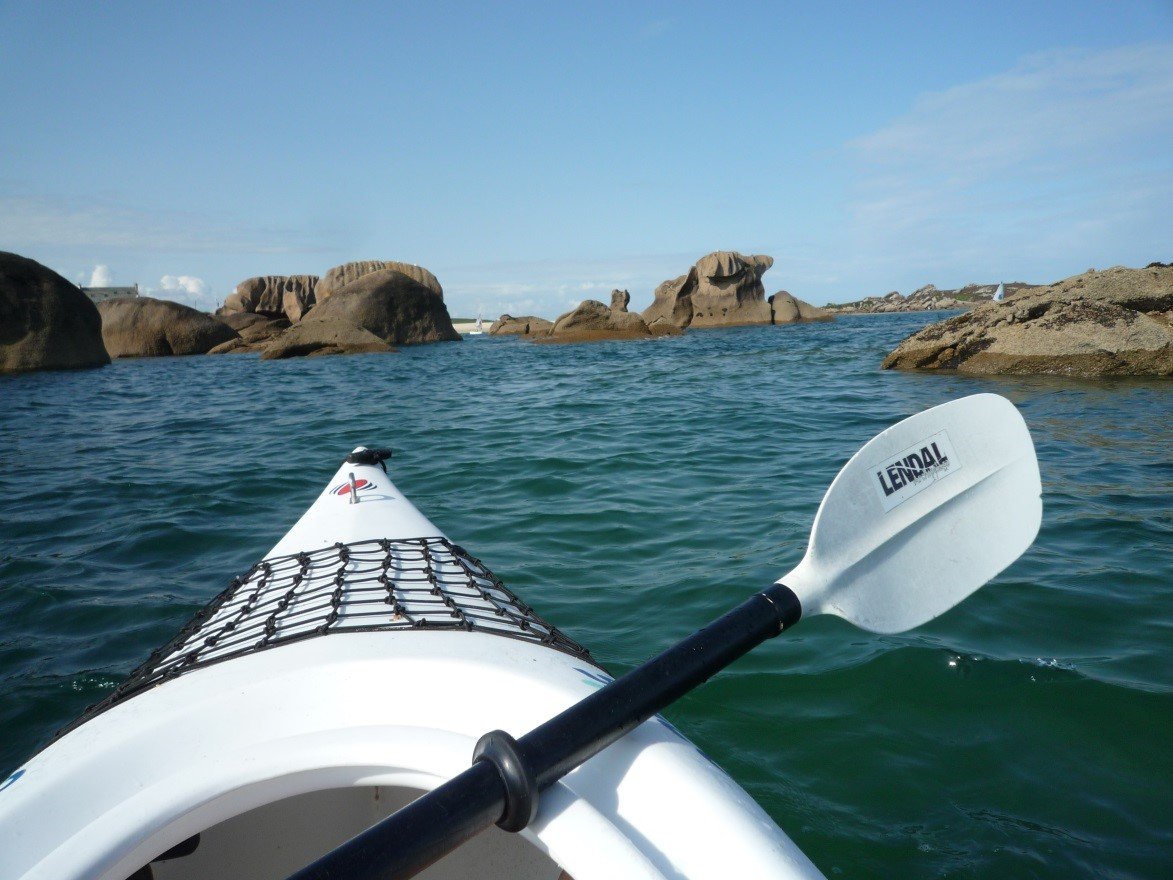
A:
[1020,657,1077,670]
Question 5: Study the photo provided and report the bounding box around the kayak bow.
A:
[0,448,824,880]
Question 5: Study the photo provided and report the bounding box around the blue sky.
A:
[2,1,1170,315]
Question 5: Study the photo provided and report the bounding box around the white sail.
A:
[993,283,1005,302]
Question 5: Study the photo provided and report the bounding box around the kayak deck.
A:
[1,450,826,880]
[60,537,595,739]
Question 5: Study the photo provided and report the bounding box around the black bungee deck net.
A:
[63,538,595,735]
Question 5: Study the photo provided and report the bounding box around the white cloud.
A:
[159,274,207,297]
[845,42,1173,289]
[854,44,1172,177]
[88,264,114,286]
[149,274,216,312]
[0,193,339,255]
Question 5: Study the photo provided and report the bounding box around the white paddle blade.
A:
[781,393,1041,634]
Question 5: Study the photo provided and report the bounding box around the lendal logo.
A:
[872,430,961,512]
[332,478,375,496]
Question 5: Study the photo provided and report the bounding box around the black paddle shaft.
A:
[286,583,803,880]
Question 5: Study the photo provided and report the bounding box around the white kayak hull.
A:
[0,451,825,880]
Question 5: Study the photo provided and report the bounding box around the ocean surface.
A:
[1,313,1169,878]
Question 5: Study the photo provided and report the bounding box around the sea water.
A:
[1,313,1169,878]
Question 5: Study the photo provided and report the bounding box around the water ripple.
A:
[1,315,1169,878]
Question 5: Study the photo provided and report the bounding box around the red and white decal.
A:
[331,478,375,496]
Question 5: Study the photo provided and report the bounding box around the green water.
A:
[1,314,1169,878]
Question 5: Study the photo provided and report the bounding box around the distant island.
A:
[824,281,1040,314]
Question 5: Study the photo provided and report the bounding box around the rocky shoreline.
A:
[2,250,1169,378]
[491,250,832,342]
[824,281,1040,314]
[0,253,462,373]
[882,264,1172,377]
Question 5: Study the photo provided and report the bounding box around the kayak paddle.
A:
[287,392,1042,880]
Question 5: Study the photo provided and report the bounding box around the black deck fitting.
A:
[472,730,538,832]
[345,448,393,471]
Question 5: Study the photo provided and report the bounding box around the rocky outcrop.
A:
[218,312,290,340]
[207,337,251,355]
[258,268,459,359]
[315,261,443,303]
[549,299,647,342]
[641,252,826,330]
[882,264,1173,377]
[646,316,682,335]
[208,313,290,354]
[642,269,698,328]
[545,291,680,343]
[97,297,238,358]
[826,281,1039,314]
[267,267,459,357]
[220,275,319,322]
[0,252,110,374]
[769,291,833,323]
[260,321,394,360]
[489,314,554,337]
[688,252,774,327]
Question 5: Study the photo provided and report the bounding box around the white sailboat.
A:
[467,313,485,336]
[992,282,1005,302]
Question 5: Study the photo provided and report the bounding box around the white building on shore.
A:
[81,284,139,303]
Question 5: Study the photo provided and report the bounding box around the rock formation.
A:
[882,264,1173,377]
[545,290,680,343]
[260,322,394,360]
[643,269,698,328]
[208,313,291,354]
[488,315,555,337]
[309,268,459,343]
[220,275,319,322]
[826,281,1039,314]
[0,252,110,374]
[688,252,775,327]
[98,297,239,358]
[315,261,443,303]
[641,251,829,330]
[769,291,833,323]
[262,268,459,359]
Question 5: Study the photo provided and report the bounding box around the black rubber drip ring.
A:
[472,729,538,832]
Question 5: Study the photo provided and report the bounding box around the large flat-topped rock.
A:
[882,263,1173,377]
[260,321,393,360]
[489,314,554,337]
